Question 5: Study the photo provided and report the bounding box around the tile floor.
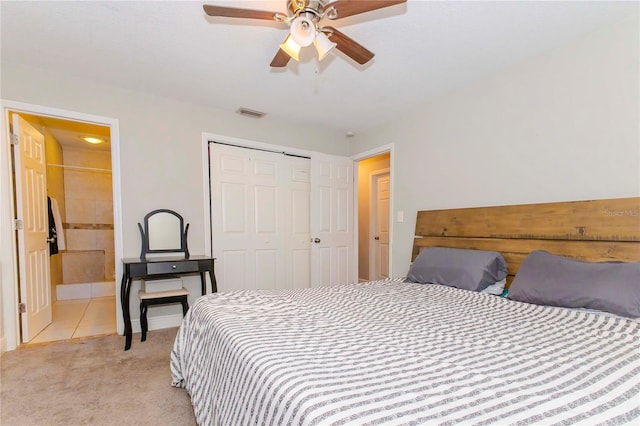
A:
[28,296,117,344]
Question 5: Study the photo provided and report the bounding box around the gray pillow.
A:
[406,247,508,292]
[507,250,640,318]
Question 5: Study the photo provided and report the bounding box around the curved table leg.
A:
[199,272,206,296]
[208,269,217,293]
[121,275,133,350]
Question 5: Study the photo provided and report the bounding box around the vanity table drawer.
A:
[146,261,198,275]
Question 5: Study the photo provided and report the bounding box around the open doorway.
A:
[9,111,116,344]
[357,152,391,282]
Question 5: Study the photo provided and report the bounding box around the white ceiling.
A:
[1,1,637,135]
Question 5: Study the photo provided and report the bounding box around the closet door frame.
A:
[208,142,311,292]
[201,133,361,289]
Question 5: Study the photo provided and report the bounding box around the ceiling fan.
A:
[203,0,407,67]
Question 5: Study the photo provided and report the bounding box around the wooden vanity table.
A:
[120,255,216,350]
[121,209,216,350]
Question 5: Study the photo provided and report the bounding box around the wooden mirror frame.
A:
[138,209,190,259]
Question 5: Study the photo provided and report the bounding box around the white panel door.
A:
[310,152,355,287]
[210,144,310,292]
[373,173,390,280]
[13,114,52,342]
[288,162,312,289]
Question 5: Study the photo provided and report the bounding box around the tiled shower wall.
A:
[44,129,66,299]
[62,148,114,283]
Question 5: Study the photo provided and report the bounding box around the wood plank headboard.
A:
[412,197,640,287]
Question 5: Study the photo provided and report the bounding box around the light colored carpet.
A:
[1,328,196,426]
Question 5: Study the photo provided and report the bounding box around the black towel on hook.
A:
[47,196,59,255]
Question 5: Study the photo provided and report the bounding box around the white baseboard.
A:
[57,281,116,300]
[130,313,184,333]
[91,282,116,298]
[57,283,92,300]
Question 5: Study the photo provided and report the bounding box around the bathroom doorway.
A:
[10,111,117,344]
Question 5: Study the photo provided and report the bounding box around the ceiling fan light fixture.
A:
[279,34,301,61]
[314,31,337,61]
[81,136,105,144]
[290,16,316,47]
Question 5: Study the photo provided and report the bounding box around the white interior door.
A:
[210,144,310,292]
[310,152,355,287]
[372,173,390,280]
[12,114,52,342]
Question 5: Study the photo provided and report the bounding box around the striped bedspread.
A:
[171,278,640,425]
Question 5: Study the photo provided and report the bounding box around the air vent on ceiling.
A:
[237,107,266,119]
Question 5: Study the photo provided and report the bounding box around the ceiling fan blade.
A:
[323,0,406,20]
[203,5,281,21]
[270,48,291,68]
[325,26,374,65]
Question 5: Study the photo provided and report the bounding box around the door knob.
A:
[314,238,321,243]
[374,236,380,240]
[46,237,55,243]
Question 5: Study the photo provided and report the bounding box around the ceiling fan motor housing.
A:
[288,0,326,17]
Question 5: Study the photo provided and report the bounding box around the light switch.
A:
[396,211,404,222]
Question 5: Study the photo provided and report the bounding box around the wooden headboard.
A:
[412,197,640,287]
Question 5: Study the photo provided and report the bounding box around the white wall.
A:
[351,16,640,277]
[0,261,4,352]
[2,15,638,349]
[1,63,350,258]
[0,63,350,348]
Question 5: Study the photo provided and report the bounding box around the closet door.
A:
[310,152,355,287]
[210,144,310,292]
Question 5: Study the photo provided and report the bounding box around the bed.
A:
[171,197,640,425]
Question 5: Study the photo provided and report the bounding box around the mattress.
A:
[171,278,640,425]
